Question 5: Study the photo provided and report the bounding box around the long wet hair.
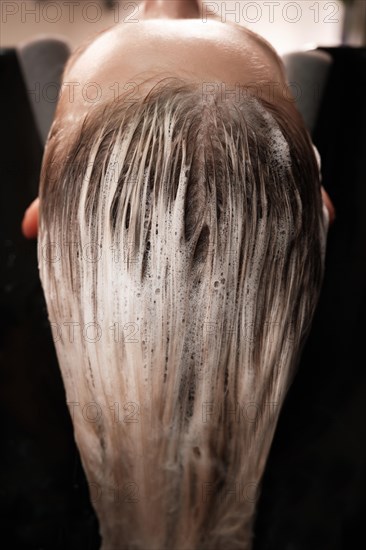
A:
[38,78,328,550]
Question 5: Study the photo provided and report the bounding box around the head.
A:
[37,3,329,549]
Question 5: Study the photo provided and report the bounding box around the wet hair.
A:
[38,78,328,550]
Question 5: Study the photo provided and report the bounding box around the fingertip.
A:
[21,198,39,239]
[321,187,336,227]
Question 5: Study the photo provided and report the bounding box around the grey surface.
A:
[282,50,333,136]
[17,37,71,146]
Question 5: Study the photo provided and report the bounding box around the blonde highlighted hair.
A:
[38,79,328,549]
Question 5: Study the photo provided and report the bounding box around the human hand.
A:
[21,197,39,239]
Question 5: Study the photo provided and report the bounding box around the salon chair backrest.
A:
[282,49,333,136]
[17,37,71,146]
[16,36,333,144]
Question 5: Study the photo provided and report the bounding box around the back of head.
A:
[38,79,328,549]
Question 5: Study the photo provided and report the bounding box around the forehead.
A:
[57,19,285,127]
[68,18,282,79]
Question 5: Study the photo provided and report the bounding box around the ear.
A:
[321,186,336,226]
[22,197,39,238]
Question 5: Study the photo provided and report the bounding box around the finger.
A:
[321,187,336,226]
[22,197,39,239]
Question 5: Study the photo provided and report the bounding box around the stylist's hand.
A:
[22,197,39,239]
[321,187,336,225]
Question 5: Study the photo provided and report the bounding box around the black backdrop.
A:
[0,46,365,549]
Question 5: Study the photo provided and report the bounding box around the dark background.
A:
[0,46,365,549]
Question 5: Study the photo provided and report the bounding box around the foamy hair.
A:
[38,80,328,550]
